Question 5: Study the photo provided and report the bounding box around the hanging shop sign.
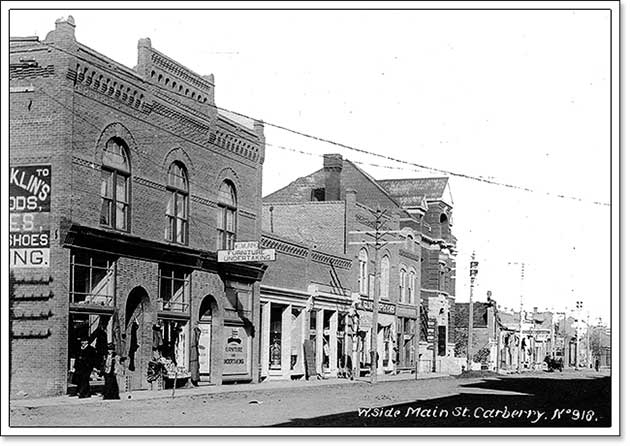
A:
[9,165,51,268]
[218,241,276,263]
[223,325,250,375]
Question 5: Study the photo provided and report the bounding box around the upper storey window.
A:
[165,162,189,245]
[100,138,130,231]
[217,181,237,250]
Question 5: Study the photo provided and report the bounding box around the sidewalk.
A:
[11,371,452,409]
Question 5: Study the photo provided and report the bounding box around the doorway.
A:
[125,287,151,391]
[198,295,217,382]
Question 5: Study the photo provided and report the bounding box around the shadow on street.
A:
[273,375,611,427]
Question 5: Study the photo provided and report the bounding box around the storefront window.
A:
[158,265,190,312]
[269,305,282,369]
[155,318,189,367]
[69,251,115,306]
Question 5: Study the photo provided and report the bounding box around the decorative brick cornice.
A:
[72,156,99,170]
[69,63,148,114]
[133,176,165,192]
[215,129,260,163]
[191,194,216,207]
[151,101,210,136]
[151,51,212,92]
[311,250,352,270]
[260,235,308,258]
[10,63,54,79]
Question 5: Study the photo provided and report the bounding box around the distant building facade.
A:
[378,178,458,369]
[259,232,354,380]
[9,17,266,397]
[262,154,458,375]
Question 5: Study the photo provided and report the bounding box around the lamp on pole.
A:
[467,252,479,372]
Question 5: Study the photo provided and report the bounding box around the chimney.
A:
[323,154,343,201]
[45,16,76,46]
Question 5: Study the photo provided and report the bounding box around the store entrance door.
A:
[125,287,151,391]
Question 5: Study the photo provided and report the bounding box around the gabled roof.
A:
[263,158,401,208]
[378,177,453,208]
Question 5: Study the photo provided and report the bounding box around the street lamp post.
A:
[467,252,478,372]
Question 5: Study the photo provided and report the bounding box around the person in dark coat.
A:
[89,320,108,372]
[128,321,139,371]
[189,325,201,386]
[73,339,96,398]
[102,343,121,400]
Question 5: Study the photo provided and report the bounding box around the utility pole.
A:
[466,252,478,372]
[369,209,389,384]
[509,262,525,373]
[351,208,391,385]
[576,300,583,369]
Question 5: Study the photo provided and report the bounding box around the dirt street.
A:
[10,370,611,428]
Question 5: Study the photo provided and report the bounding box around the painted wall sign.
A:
[223,325,250,376]
[10,165,51,268]
[218,248,276,263]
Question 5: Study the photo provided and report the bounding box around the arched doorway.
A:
[124,287,151,390]
[197,295,218,382]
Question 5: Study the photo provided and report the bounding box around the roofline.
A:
[345,160,401,208]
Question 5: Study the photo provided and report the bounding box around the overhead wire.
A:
[31,39,611,207]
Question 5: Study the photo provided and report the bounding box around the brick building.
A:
[263,154,431,376]
[259,232,354,380]
[9,17,266,397]
[377,177,458,370]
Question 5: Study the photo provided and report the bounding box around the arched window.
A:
[380,255,390,299]
[399,266,407,303]
[358,249,368,296]
[440,213,449,240]
[217,181,237,250]
[100,137,130,231]
[165,162,188,244]
[408,267,417,304]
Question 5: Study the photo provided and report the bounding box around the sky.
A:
[7,5,616,326]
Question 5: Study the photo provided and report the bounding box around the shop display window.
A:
[158,265,190,312]
[69,250,115,306]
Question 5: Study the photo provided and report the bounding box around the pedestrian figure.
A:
[73,339,96,399]
[102,343,121,400]
[190,325,201,386]
[595,358,600,372]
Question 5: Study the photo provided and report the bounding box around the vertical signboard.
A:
[198,323,211,378]
[223,325,250,376]
[9,165,51,268]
